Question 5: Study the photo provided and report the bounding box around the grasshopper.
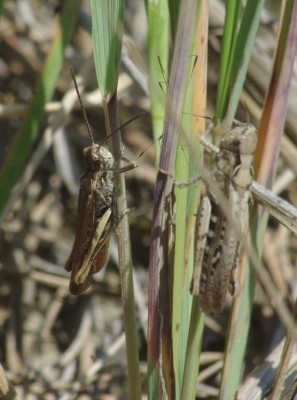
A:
[65,144,115,295]
[65,69,135,295]
[190,121,258,313]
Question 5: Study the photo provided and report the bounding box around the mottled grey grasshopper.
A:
[190,121,257,313]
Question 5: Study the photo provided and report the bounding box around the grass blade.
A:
[219,2,297,398]
[0,0,80,217]
[146,0,169,161]
[89,2,142,399]
[147,0,201,397]
[89,0,124,98]
[224,0,265,126]
[215,0,242,120]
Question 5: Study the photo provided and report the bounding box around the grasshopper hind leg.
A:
[190,195,211,296]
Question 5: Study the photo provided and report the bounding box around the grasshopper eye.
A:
[91,147,102,163]
[84,147,100,167]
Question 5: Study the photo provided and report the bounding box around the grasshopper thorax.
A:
[83,144,114,171]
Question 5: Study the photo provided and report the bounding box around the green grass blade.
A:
[168,0,181,38]
[194,2,266,398]
[146,0,169,161]
[0,0,79,217]
[215,0,242,119]
[224,0,265,126]
[172,2,205,398]
[89,0,124,98]
[216,0,264,126]
[147,0,201,397]
[181,304,204,399]
[89,2,141,399]
[173,65,205,400]
[219,2,297,398]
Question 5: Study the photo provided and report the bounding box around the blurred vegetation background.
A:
[0,0,297,399]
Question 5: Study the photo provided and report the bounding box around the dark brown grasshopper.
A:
[65,70,135,295]
[65,144,114,295]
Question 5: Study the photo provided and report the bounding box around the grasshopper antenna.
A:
[70,66,95,145]
[158,56,168,83]
[70,66,144,148]
[186,55,198,89]
[157,56,169,97]
[138,113,210,157]
[99,112,145,147]
[185,113,212,121]
[139,135,163,157]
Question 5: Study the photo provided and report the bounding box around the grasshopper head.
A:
[220,124,258,156]
[83,144,114,170]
